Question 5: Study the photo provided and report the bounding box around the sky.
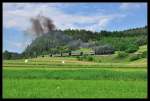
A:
[3,3,147,53]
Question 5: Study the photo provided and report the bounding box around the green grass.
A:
[131,58,147,64]
[3,55,147,68]
[3,68,147,80]
[3,79,147,98]
[136,45,147,53]
[3,67,147,98]
[3,55,147,98]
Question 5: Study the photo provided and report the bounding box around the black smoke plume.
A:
[25,14,56,37]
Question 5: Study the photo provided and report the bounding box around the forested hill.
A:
[3,26,147,59]
[63,26,147,42]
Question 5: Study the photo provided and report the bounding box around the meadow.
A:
[2,5,147,98]
[3,53,147,98]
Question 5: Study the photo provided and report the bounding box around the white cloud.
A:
[4,39,32,52]
[120,3,146,10]
[5,40,23,48]
[3,3,126,32]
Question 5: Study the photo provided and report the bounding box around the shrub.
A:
[49,54,52,57]
[125,44,139,53]
[76,55,94,62]
[98,59,102,62]
[141,51,147,58]
[80,52,83,56]
[129,54,141,61]
[135,37,147,46]
[76,55,86,61]
[95,59,101,63]
[87,56,94,61]
[117,51,128,58]
[94,45,115,55]
[76,56,82,61]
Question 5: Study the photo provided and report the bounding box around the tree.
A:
[3,50,22,60]
[3,50,11,60]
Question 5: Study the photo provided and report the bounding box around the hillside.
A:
[3,26,147,59]
[64,26,147,41]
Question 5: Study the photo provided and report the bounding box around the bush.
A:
[129,51,147,61]
[76,55,94,62]
[87,56,94,61]
[98,59,102,62]
[3,50,22,60]
[135,37,147,46]
[94,45,115,55]
[77,56,83,61]
[95,59,102,63]
[80,52,83,56]
[117,51,128,58]
[125,44,139,53]
[129,54,141,61]
[141,51,147,58]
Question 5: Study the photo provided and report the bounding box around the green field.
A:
[3,79,147,98]
[3,53,147,98]
[2,5,147,98]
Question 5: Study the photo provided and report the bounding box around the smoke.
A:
[25,14,56,37]
[24,14,93,53]
[44,30,92,50]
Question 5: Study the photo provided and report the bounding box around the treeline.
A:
[95,35,147,51]
[3,50,23,60]
[63,26,147,42]
[63,29,99,42]
[63,26,147,53]
[3,26,147,59]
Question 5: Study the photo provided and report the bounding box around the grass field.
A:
[3,79,147,98]
[3,45,147,98]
